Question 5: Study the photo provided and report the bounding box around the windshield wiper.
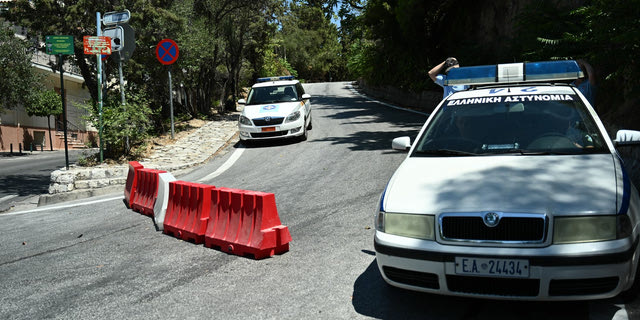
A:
[414,149,480,157]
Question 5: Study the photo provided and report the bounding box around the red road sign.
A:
[156,39,179,65]
[83,36,112,55]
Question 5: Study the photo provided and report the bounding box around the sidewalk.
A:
[8,112,240,212]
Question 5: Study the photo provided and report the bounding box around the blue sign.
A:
[156,39,179,65]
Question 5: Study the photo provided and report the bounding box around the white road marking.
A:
[1,195,124,216]
[198,147,245,182]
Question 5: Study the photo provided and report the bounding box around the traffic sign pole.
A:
[168,65,174,139]
[156,39,179,139]
[97,12,104,163]
[59,54,70,170]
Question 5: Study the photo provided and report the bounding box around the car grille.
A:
[447,275,540,297]
[252,117,284,126]
[250,131,288,138]
[548,277,618,296]
[383,266,440,289]
[440,212,547,243]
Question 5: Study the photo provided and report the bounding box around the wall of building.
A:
[0,55,96,151]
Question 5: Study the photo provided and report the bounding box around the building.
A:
[0,21,96,152]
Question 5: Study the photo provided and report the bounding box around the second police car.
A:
[238,76,312,142]
[374,60,640,300]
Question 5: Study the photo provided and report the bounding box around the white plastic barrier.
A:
[153,172,177,231]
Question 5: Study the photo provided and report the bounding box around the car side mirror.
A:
[392,136,411,151]
[614,130,640,147]
[238,99,246,105]
[301,94,311,100]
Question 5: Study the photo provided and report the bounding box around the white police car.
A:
[238,76,312,142]
[374,60,640,300]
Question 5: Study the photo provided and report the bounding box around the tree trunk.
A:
[47,115,53,151]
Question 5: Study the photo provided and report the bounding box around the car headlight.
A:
[553,216,623,244]
[239,115,252,126]
[286,111,301,122]
[376,211,435,240]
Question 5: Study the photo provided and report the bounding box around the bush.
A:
[77,91,156,161]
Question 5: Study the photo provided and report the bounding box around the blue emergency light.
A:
[257,75,295,82]
[444,60,583,86]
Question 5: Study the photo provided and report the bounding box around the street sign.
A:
[155,39,179,65]
[45,35,74,55]
[83,36,112,55]
[103,26,124,52]
[103,10,131,26]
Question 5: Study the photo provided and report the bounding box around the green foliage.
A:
[280,2,341,81]
[26,89,63,118]
[511,0,640,128]
[260,46,298,78]
[78,91,155,159]
[0,26,43,113]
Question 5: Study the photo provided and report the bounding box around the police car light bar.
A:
[444,60,584,86]
[257,75,295,82]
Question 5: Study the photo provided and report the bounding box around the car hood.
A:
[242,102,302,119]
[382,154,618,216]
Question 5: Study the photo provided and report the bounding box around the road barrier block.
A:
[205,188,292,259]
[153,172,177,231]
[124,161,144,208]
[163,181,214,244]
[131,168,166,216]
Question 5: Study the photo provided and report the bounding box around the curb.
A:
[34,126,240,209]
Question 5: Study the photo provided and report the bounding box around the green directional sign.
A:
[45,35,74,55]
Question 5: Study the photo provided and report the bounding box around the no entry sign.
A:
[156,39,179,65]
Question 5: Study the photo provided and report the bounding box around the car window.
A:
[246,85,299,105]
[412,93,608,156]
[296,83,306,96]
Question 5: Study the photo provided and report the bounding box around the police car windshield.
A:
[412,93,608,157]
[246,85,298,105]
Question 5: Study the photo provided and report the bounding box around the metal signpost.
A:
[102,10,134,152]
[45,35,74,169]
[84,30,112,163]
[156,39,179,139]
[89,10,130,163]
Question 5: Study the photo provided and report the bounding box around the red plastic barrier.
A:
[130,168,166,216]
[163,181,214,244]
[124,161,144,209]
[205,188,292,259]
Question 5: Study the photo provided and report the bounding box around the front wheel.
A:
[299,125,308,141]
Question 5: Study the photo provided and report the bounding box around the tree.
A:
[26,89,63,151]
[0,25,43,114]
[78,91,154,159]
[280,1,341,81]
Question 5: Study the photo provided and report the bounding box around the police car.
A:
[374,60,640,300]
[238,76,312,142]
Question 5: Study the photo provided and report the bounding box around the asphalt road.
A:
[0,82,638,319]
[0,149,86,212]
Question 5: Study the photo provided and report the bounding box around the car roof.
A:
[251,80,299,88]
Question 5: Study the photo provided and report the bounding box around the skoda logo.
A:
[264,116,271,122]
[483,212,500,228]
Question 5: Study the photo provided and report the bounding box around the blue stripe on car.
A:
[619,165,631,215]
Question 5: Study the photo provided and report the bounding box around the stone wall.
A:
[357,80,442,114]
[48,165,128,194]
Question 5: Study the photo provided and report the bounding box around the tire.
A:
[299,125,308,141]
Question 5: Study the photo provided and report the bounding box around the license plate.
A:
[455,257,529,278]
[261,127,276,132]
